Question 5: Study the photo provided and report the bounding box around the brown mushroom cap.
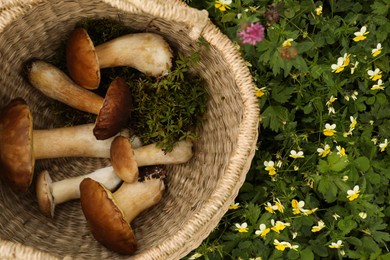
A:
[36,170,55,218]
[110,135,139,183]
[66,27,100,90]
[0,98,34,192]
[93,76,131,140]
[79,178,137,254]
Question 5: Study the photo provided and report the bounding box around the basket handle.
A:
[124,0,209,40]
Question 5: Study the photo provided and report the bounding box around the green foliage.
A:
[185,0,390,259]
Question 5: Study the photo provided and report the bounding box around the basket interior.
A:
[0,0,247,258]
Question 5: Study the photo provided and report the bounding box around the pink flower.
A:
[237,23,265,45]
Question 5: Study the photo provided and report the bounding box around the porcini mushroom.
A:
[66,27,173,89]
[35,139,190,217]
[26,60,131,140]
[110,135,138,183]
[80,173,165,254]
[0,98,138,192]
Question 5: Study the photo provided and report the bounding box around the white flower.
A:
[371,79,384,91]
[235,222,249,233]
[379,139,388,152]
[359,212,367,219]
[372,43,382,57]
[351,91,358,100]
[290,150,304,159]
[353,26,369,42]
[368,68,383,81]
[317,144,331,157]
[347,185,360,201]
[188,252,203,259]
[332,213,341,220]
[329,240,343,248]
[351,61,359,74]
[331,57,345,73]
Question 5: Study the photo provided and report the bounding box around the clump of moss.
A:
[49,18,208,151]
[130,52,208,152]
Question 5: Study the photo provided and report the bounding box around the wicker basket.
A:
[0,0,259,259]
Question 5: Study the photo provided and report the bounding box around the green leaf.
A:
[318,177,338,203]
[271,85,295,104]
[337,216,357,235]
[371,1,389,15]
[317,159,329,173]
[295,41,315,54]
[353,156,370,172]
[300,247,315,260]
[221,12,236,23]
[245,203,261,226]
[261,105,290,132]
[328,153,349,172]
[309,239,329,257]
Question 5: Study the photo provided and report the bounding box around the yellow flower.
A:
[282,38,294,47]
[291,199,305,215]
[302,207,318,215]
[229,202,240,210]
[255,224,271,238]
[326,96,337,107]
[372,43,382,57]
[264,161,277,176]
[273,239,291,251]
[331,57,345,73]
[342,53,351,67]
[317,144,331,157]
[255,87,266,97]
[371,79,384,91]
[347,185,360,201]
[264,202,278,214]
[274,198,284,213]
[290,150,304,158]
[235,222,249,233]
[329,240,343,249]
[353,26,369,42]
[323,123,336,136]
[379,139,388,152]
[349,116,357,130]
[336,145,346,157]
[315,5,323,16]
[214,0,232,12]
[273,240,298,251]
[351,62,359,74]
[311,220,326,232]
[368,68,383,81]
[271,219,290,233]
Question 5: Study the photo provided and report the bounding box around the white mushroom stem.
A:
[27,60,103,115]
[114,178,164,223]
[51,167,121,205]
[32,124,141,159]
[95,33,173,77]
[32,123,191,163]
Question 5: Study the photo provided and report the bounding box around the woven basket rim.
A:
[0,0,260,259]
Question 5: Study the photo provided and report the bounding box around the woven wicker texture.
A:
[0,0,259,259]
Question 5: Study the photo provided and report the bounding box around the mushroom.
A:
[110,135,138,183]
[79,172,165,254]
[66,27,173,89]
[35,138,190,217]
[0,98,139,192]
[26,60,131,140]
